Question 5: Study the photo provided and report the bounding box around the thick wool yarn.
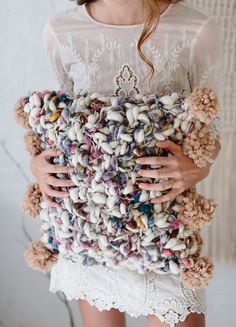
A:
[180,256,214,289]
[186,86,219,124]
[175,188,217,231]
[14,97,30,129]
[182,125,217,168]
[24,240,58,272]
[15,86,220,289]
[21,182,42,218]
[24,130,42,156]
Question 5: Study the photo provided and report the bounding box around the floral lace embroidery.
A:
[57,35,123,93]
[57,36,101,91]
[145,38,192,94]
[54,35,195,96]
[114,63,140,97]
[51,33,219,98]
[197,59,221,88]
[49,42,74,95]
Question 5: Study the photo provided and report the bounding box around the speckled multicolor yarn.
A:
[15,86,220,288]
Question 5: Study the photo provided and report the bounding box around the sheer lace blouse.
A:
[42,1,222,99]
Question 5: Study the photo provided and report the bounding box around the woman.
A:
[31,0,222,326]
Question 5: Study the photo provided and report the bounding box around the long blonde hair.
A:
[76,0,183,88]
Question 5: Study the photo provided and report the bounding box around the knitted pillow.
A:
[15,87,220,289]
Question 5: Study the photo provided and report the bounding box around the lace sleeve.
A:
[188,17,222,94]
[43,21,74,96]
[188,16,223,139]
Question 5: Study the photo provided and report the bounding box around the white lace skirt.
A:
[49,255,207,326]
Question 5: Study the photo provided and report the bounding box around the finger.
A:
[46,175,75,187]
[42,148,62,158]
[45,184,70,198]
[42,191,60,208]
[173,181,187,194]
[156,140,182,155]
[137,168,178,179]
[135,156,175,167]
[46,164,74,175]
[138,179,175,191]
[150,188,179,204]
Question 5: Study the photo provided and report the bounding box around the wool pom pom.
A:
[21,183,42,218]
[192,231,203,257]
[176,188,217,231]
[24,130,42,156]
[14,97,30,129]
[182,125,216,168]
[187,86,218,124]
[24,240,58,272]
[180,256,214,289]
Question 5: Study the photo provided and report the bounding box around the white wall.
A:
[0,1,235,326]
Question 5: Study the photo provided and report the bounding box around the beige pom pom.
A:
[24,130,42,156]
[14,97,30,129]
[24,240,58,272]
[21,183,42,218]
[176,188,217,231]
[184,231,203,258]
[180,256,214,289]
[192,231,203,257]
[182,125,216,168]
[187,86,218,124]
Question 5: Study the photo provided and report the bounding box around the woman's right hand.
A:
[30,148,75,208]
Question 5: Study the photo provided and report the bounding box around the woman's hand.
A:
[30,148,75,208]
[135,139,216,204]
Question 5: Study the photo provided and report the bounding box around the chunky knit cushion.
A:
[15,87,219,288]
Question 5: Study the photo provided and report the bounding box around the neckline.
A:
[82,2,174,28]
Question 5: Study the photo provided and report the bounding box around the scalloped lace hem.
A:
[49,285,206,326]
[49,256,207,327]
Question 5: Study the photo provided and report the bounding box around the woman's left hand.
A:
[135,139,211,204]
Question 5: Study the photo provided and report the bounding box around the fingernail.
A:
[136,158,142,163]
